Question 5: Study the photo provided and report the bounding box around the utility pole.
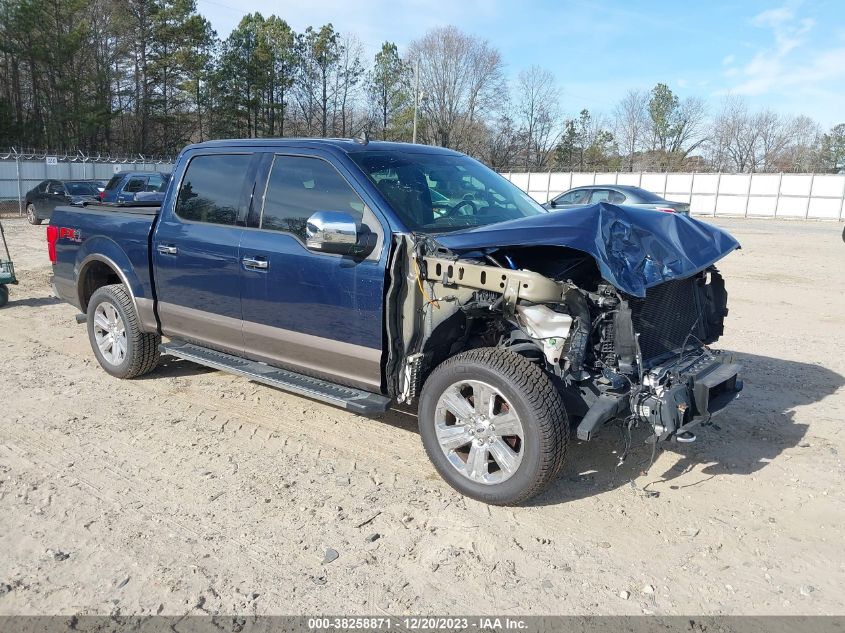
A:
[412,59,420,145]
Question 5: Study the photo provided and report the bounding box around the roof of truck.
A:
[185,138,463,156]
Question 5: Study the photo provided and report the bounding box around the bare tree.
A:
[780,115,822,172]
[709,96,824,173]
[515,65,560,170]
[330,34,364,137]
[755,109,791,172]
[406,26,505,152]
[484,111,520,171]
[613,89,648,172]
[710,96,758,172]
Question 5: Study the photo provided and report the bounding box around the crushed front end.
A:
[388,204,743,444]
[570,268,743,442]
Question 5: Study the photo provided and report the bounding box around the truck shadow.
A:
[6,295,64,308]
[529,350,843,506]
[144,356,216,379]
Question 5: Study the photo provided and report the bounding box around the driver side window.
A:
[558,189,589,205]
[261,155,367,242]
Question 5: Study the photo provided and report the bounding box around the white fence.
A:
[503,171,845,221]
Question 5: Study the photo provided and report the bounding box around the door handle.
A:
[157,244,178,255]
[242,256,269,270]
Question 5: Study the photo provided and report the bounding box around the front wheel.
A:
[418,348,568,505]
[86,284,160,378]
[26,203,41,225]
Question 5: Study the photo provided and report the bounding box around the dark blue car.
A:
[100,171,171,204]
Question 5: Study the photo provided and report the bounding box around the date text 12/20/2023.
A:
[306,617,528,630]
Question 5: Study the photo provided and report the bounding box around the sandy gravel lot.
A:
[0,215,843,616]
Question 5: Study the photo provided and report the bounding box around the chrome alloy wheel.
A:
[93,301,127,366]
[434,380,525,485]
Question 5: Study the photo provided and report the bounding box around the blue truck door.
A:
[153,152,257,352]
[238,152,387,392]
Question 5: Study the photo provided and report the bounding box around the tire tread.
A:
[89,284,160,378]
[421,347,568,505]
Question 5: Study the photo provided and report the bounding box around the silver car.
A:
[544,185,690,214]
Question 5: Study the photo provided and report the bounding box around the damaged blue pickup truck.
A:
[48,139,742,505]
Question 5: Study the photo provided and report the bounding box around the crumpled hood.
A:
[434,202,740,297]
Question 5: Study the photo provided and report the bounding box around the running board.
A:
[159,340,391,415]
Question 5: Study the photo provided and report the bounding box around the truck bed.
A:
[79,203,161,215]
[50,203,157,314]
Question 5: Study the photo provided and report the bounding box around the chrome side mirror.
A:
[306,211,359,255]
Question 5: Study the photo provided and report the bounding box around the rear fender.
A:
[74,237,156,332]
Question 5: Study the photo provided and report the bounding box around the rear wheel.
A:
[0,285,8,307]
[26,203,41,225]
[418,348,568,505]
[86,284,160,378]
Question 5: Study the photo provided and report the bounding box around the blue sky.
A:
[196,0,845,127]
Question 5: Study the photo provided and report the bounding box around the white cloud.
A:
[751,5,794,28]
[726,5,841,97]
[722,54,735,66]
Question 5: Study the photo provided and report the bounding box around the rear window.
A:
[628,187,664,202]
[175,154,253,225]
[65,182,98,196]
[105,175,122,191]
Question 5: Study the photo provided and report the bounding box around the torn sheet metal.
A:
[434,202,740,297]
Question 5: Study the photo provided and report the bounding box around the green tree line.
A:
[1,0,843,173]
[0,0,414,156]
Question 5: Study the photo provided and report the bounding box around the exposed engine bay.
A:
[385,232,743,444]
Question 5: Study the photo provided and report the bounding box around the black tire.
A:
[0,284,8,308]
[418,347,568,505]
[86,283,160,379]
[26,203,41,225]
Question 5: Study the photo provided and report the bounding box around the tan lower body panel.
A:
[158,301,381,392]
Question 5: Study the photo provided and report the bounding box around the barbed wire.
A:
[0,147,175,163]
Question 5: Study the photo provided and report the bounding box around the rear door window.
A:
[123,177,147,193]
[589,189,611,203]
[147,173,167,192]
[175,154,253,225]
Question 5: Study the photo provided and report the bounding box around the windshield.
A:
[66,182,98,196]
[350,151,545,233]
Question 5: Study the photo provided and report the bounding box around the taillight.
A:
[99,190,105,201]
[655,207,675,213]
[47,225,58,263]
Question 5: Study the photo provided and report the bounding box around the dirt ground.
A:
[0,216,843,616]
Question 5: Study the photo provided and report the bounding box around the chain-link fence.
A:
[503,170,845,220]
[0,148,174,215]
[4,150,843,221]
